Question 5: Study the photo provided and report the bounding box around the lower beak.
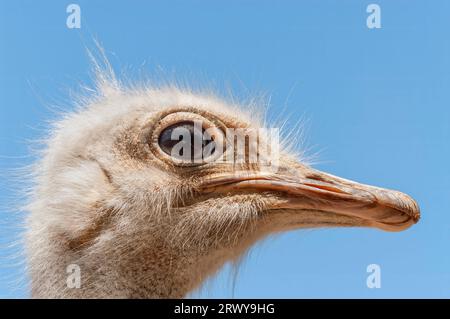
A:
[200,167,420,232]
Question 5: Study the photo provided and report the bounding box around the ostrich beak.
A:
[200,166,420,232]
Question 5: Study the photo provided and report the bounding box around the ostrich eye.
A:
[158,121,216,163]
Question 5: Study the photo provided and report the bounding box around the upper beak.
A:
[200,166,420,232]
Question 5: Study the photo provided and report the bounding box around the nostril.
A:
[303,183,349,194]
[306,174,329,183]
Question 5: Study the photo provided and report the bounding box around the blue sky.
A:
[1,0,449,298]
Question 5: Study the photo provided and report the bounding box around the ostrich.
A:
[25,64,420,299]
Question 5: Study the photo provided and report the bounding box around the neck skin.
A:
[30,234,253,298]
[29,209,278,298]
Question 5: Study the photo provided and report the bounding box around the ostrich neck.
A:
[31,209,271,298]
[42,240,233,298]
[114,244,231,298]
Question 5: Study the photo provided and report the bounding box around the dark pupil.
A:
[158,121,215,162]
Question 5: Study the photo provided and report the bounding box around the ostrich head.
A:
[25,68,420,298]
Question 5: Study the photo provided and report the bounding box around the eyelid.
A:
[147,110,228,167]
[158,120,222,163]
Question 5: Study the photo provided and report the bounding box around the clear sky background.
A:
[0,0,449,298]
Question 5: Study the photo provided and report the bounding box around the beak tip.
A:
[402,193,421,223]
[376,189,421,226]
